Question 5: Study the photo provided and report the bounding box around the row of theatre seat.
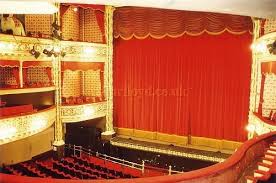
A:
[246,141,276,183]
[3,155,139,180]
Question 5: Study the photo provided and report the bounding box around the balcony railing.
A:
[0,106,56,145]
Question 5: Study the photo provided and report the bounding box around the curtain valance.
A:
[114,7,253,40]
[22,61,52,68]
[0,60,19,67]
[61,62,104,71]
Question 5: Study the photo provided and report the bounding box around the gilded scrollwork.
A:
[61,102,107,123]
[0,107,56,145]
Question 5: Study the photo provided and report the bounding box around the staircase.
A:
[246,141,276,183]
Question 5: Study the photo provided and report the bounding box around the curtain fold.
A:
[94,10,106,43]
[114,32,252,141]
[114,7,252,40]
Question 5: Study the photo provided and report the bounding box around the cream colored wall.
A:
[0,127,54,166]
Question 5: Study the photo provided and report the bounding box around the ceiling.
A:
[57,0,276,18]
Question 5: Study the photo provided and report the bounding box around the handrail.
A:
[65,144,182,175]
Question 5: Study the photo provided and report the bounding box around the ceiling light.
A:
[0,0,58,14]
[73,7,78,12]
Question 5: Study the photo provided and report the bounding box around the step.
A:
[267,149,276,155]
[254,169,267,178]
[246,176,256,183]
[262,157,273,165]
[270,144,276,150]
[257,162,271,172]
[264,152,275,160]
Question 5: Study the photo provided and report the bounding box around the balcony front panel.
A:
[61,102,106,123]
[0,107,56,145]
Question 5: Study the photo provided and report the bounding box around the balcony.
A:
[61,102,106,123]
[0,107,56,145]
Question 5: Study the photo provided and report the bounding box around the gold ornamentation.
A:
[104,6,115,133]
[111,139,225,163]
[248,27,276,139]
[0,34,107,62]
[0,107,56,145]
[250,114,276,135]
[61,102,107,123]
[0,86,55,95]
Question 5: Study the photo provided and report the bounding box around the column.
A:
[247,18,261,139]
[52,3,65,159]
[102,5,115,139]
[19,60,23,88]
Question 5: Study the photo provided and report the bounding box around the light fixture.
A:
[43,48,52,57]
[73,7,78,12]
[0,0,58,14]
[246,124,255,133]
[43,47,66,57]
[29,46,41,59]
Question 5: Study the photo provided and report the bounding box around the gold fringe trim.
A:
[114,29,253,40]
[115,127,242,151]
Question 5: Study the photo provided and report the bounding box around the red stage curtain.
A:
[114,7,252,40]
[114,32,252,141]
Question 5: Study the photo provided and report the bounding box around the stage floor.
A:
[111,136,231,163]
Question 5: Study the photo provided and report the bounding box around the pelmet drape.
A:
[114,32,252,141]
[114,7,252,40]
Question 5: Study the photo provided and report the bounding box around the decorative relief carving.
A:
[250,114,276,135]
[0,34,107,62]
[61,102,106,123]
[0,107,56,145]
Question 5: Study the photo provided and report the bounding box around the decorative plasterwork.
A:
[61,102,107,123]
[0,34,107,62]
[252,32,276,61]
[250,114,276,135]
[248,31,276,138]
[0,34,53,61]
[60,41,107,62]
[0,107,56,145]
[111,139,225,163]
[0,86,55,96]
